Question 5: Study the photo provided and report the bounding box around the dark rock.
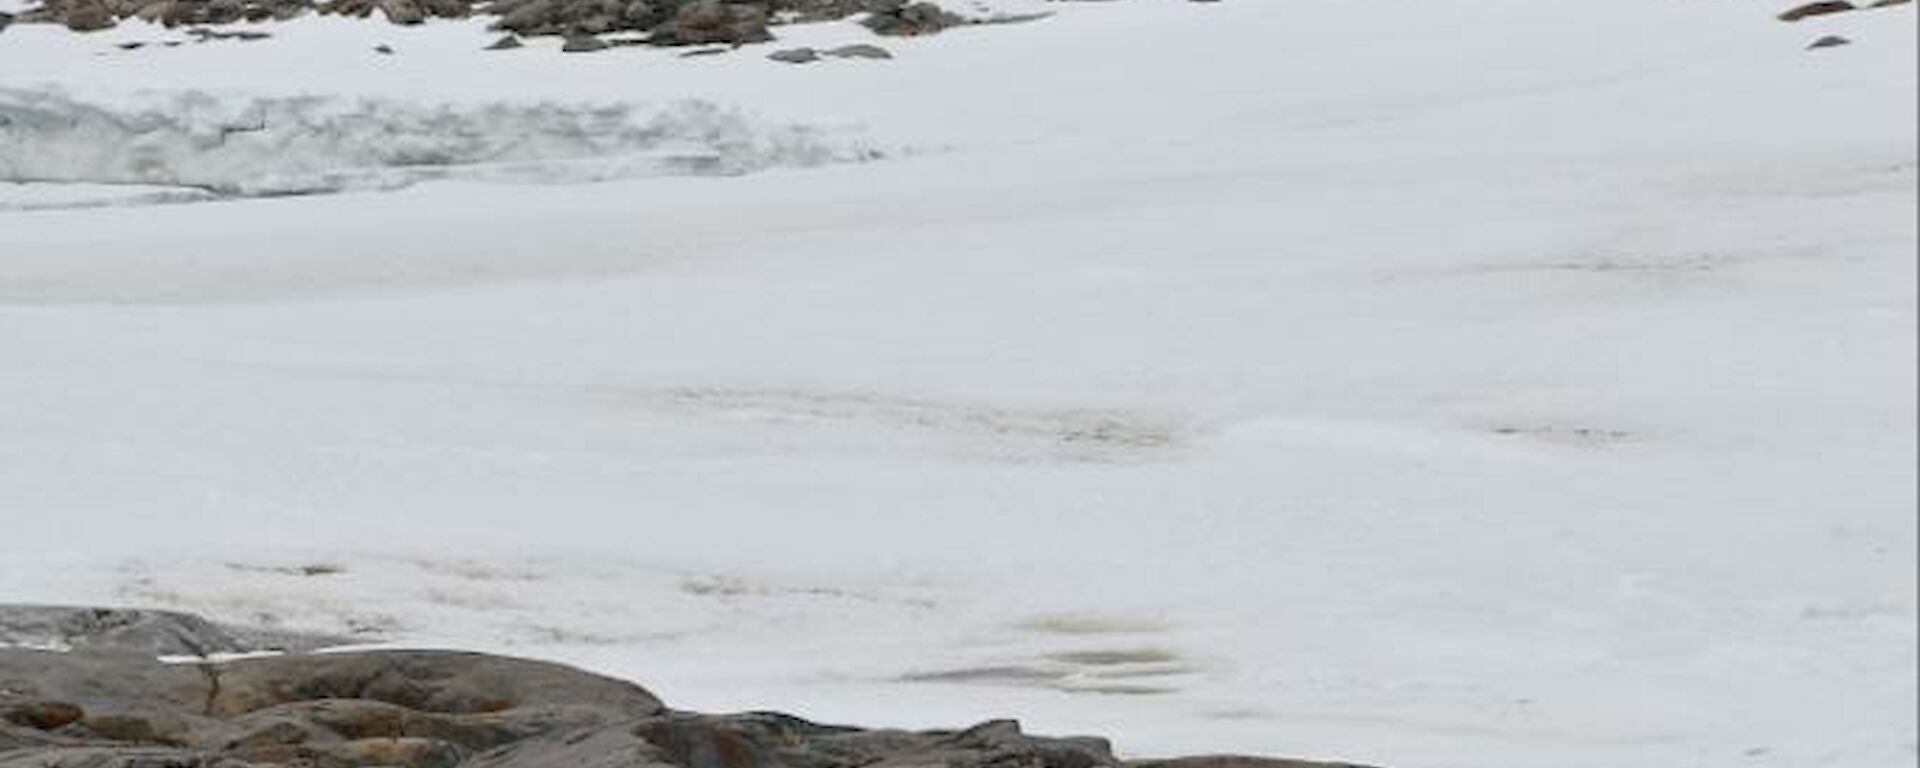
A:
[628,713,1118,768]
[13,0,317,30]
[0,607,1380,768]
[488,0,556,33]
[485,32,523,47]
[650,0,771,45]
[204,650,664,717]
[376,0,426,23]
[5,0,1030,47]
[0,646,1376,768]
[862,0,959,35]
[1778,1,1855,20]
[61,0,116,30]
[561,32,609,50]
[1806,34,1851,48]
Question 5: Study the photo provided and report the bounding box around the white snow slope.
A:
[1,2,1914,767]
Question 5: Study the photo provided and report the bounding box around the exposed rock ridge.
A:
[0,606,1380,768]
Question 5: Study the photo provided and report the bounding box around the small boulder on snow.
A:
[1778,1,1855,21]
[826,42,892,58]
[768,46,820,63]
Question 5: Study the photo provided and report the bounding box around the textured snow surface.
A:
[0,2,1914,768]
[0,89,866,198]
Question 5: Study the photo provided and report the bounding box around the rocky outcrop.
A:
[10,0,309,30]
[0,648,1378,768]
[4,0,1064,49]
[0,606,1380,768]
[5,0,1019,45]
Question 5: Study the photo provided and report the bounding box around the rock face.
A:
[0,607,1381,768]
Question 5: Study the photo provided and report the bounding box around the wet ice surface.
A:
[0,1,1914,767]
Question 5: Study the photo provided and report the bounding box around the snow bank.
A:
[0,88,874,198]
[936,0,1049,23]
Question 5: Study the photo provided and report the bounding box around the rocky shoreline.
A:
[0,606,1377,768]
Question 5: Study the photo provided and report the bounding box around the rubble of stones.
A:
[0,0,980,49]
[0,605,1377,768]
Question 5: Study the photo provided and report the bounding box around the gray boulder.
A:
[768,45,819,62]
[825,42,889,58]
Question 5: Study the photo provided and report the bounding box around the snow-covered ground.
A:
[1,2,1914,767]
